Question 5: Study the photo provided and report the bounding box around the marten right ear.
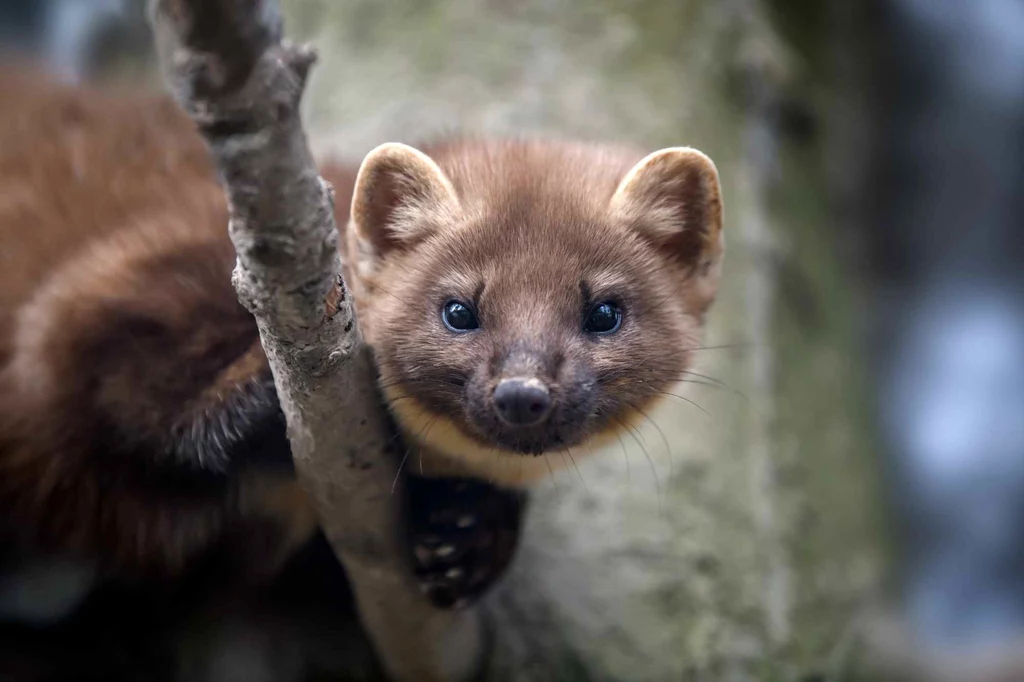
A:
[609,146,723,272]
[609,147,724,313]
[350,142,461,255]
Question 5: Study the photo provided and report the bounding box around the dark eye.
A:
[442,300,479,332]
[584,301,622,334]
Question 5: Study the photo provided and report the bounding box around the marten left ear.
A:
[350,142,461,256]
[610,147,724,285]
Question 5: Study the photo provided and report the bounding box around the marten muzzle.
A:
[492,377,552,426]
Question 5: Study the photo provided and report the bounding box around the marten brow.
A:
[471,280,486,308]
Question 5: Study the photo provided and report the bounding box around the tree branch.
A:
[146,1,483,679]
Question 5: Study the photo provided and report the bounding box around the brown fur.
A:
[0,66,723,576]
[0,66,328,575]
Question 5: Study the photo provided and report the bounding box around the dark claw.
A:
[406,475,526,610]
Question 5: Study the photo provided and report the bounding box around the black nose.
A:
[493,378,552,426]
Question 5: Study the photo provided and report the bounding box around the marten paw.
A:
[406,476,525,610]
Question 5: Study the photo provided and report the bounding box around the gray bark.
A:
[145,2,482,680]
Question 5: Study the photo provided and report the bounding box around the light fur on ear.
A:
[610,147,724,276]
[350,142,461,255]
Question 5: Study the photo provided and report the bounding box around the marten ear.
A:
[610,147,724,278]
[350,142,461,255]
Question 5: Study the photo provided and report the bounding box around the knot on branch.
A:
[149,0,281,90]
[324,274,348,320]
[150,0,316,141]
[178,43,316,141]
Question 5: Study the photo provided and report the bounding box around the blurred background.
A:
[1,1,1023,681]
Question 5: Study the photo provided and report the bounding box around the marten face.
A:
[345,139,723,483]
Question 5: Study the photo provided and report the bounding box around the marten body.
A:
[0,66,321,580]
[0,67,724,606]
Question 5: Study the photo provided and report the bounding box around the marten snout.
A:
[492,377,552,426]
[447,335,593,455]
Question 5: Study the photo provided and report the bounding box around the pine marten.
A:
[0,65,724,610]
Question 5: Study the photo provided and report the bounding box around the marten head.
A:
[344,139,723,483]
